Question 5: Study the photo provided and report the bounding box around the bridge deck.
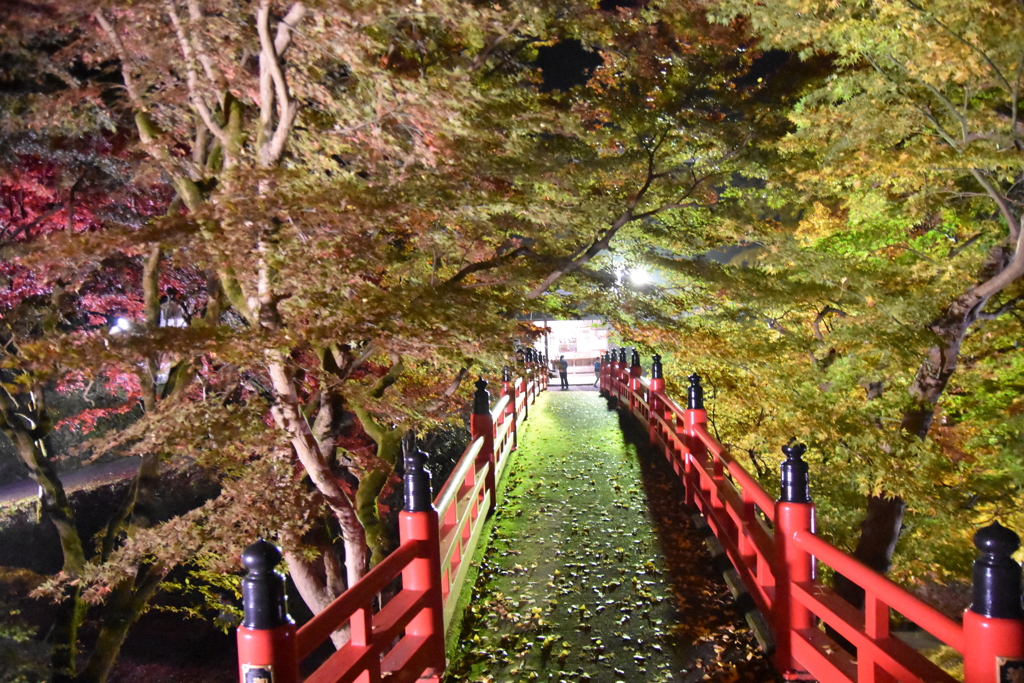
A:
[447,390,782,683]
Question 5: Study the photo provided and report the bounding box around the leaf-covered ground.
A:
[446,391,782,683]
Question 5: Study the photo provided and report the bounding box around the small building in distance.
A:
[535,317,609,377]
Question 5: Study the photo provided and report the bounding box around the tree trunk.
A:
[836,271,994,610]
[355,467,396,567]
[349,415,403,568]
[266,356,367,588]
[284,547,350,649]
[833,495,906,607]
[75,567,164,683]
[49,585,87,683]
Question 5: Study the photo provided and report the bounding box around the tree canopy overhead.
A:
[630,0,1024,596]
[2,0,1023,680]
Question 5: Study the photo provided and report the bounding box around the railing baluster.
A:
[399,448,446,675]
[772,442,815,678]
[648,355,664,445]
[962,522,1024,683]
[236,540,300,683]
[471,377,496,515]
[629,348,642,414]
[683,374,707,507]
[860,592,894,683]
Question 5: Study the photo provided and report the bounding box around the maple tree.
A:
[602,0,1024,606]
[8,0,1016,681]
[2,0,774,678]
[0,0,575,679]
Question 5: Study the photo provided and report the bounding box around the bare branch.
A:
[440,246,532,288]
[369,353,404,400]
[93,11,145,111]
[812,305,848,342]
[2,203,64,241]
[186,0,225,88]
[1013,51,1024,137]
[192,122,209,167]
[427,367,470,412]
[890,53,967,133]
[471,19,522,71]
[266,352,365,588]
[256,1,305,167]
[275,3,307,54]
[863,53,959,147]
[948,231,984,259]
[978,294,1024,320]
[964,220,1024,301]
[166,2,231,150]
[66,174,84,232]
[526,208,635,299]
[971,168,1021,244]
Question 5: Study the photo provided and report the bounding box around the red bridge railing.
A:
[235,353,548,683]
[599,348,1024,683]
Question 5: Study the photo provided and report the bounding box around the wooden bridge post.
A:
[236,540,300,683]
[629,349,642,414]
[398,448,447,675]
[602,351,614,397]
[617,348,628,400]
[683,373,708,506]
[772,442,815,678]
[962,521,1024,683]
[648,354,664,445]
[471,378,497,516]
[519,374,528,421]
[501,366,517,452]
[529,350,539,404]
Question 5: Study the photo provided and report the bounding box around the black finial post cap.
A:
[631,349,641,368]
[403,448,432,513]
[969,521,1023,619]
[502,365,511,382]
[779,442,811,503]
[618,347,627,363]
[687,373,704,410]
[651,354,663,379]
[240,539,292,629]
[473,378,490,415]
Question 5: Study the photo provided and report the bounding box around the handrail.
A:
[601,351,1024,683]
[791,530,964,651]
[434,437,484,519]
[296,540,422,658]
[236,363,548,683]
[691,423,775,519]
[650,391,775,520]
[491,394,510,420]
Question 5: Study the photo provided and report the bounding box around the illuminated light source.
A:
[110,317,132,334]
[629,268,650,285]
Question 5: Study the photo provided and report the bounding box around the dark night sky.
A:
[535,38,791,93]
[534,39,604,91]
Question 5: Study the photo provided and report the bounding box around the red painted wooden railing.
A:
[600,349,1024,683]
[236,358,548,683]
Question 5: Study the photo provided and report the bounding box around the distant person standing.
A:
[593,358,601,386]
[557,356,569,389]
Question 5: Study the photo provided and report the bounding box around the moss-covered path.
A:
[446,390,782,683]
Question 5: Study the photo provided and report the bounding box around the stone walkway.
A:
[446,391,782,683]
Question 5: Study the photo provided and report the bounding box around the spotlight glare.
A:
[629,268,650,285]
